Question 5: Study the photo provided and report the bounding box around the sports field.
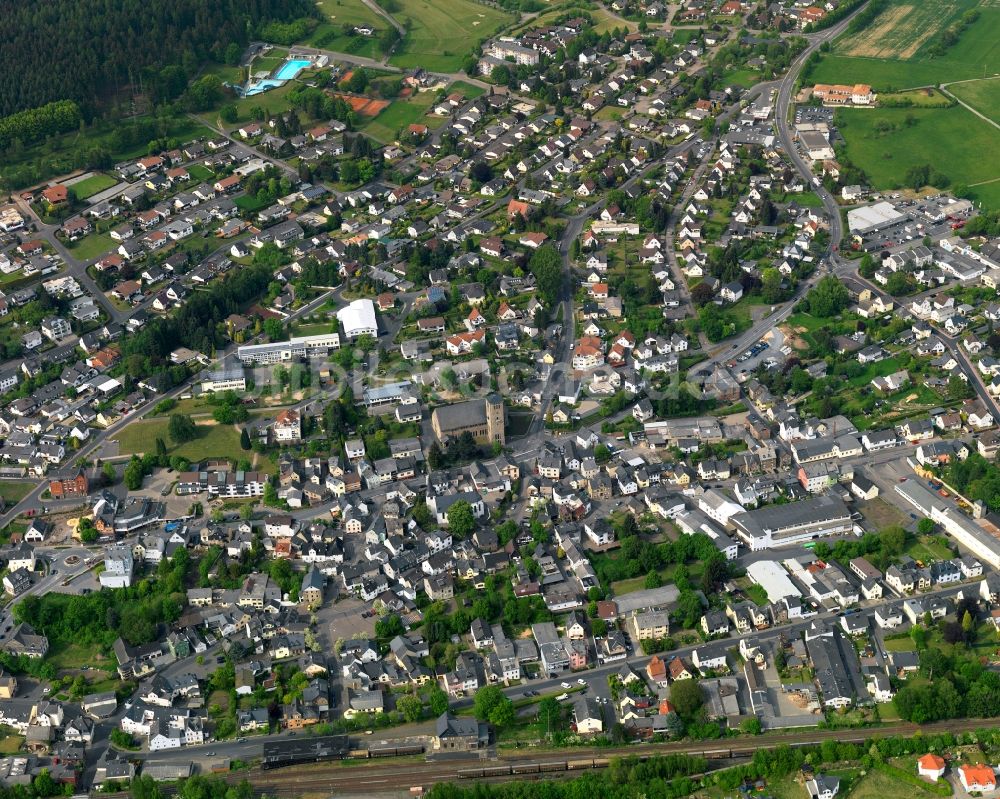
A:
[835,104,1000,206]
[809,0,1000,89]
[388,0,514,72]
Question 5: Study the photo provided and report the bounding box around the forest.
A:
[0,0,316,117]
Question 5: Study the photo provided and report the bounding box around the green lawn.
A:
[794,191,826,208]
[723,68,761,89]
[880,88,955,107]
[848,767,939,799]
[0,737,23,755]
[0,481,33,505]
[835,105,1000,206]
[67,232,115,262]
[234,194,274,212]
[744,583,769,606]
[70,173,117,200]
[116,418,248,463]
[188,164,215,181]
[388,0,514,72]
[233,81,306,118]
[360,91,438,142]
[809,0,1000,90]
[449,80,486,99]
[46,641,99,671]
[905,533,955,563]
[883,635,916,652]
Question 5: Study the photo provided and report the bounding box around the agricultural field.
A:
[948,76,1000,123]
[68,173,117,200]
[809,0,1000,89]
[359,90,438,143]
[388,0,514,72]
[834,105,1000,208]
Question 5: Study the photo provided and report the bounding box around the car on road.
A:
[561,682,571,689]
[577,678,586,685]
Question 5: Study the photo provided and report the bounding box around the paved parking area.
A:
[318,594,374,643]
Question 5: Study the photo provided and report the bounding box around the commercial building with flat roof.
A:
[746,560,802,602]
[337,298,378,339]
[894,480,1000,569]
[731,495,853,551]
[237,332,341,364]
[847,201,907,237]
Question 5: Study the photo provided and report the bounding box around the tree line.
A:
[0,0,317,117]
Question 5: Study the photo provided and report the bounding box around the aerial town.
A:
[1,0,1000,796]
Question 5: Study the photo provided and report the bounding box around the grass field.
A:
[449,80,486,99]
[880,88,955,107]
[188,164,215,181]
[310,0,385,52]
[360,90,438,142]
[70,173,117,200]
[723,68,762,89]
[906,533,955,563]
[950,76,1000,121]
[388,0,513,72]
[0,481,33,505]
[810,0,1000,89]
[848,767,932,799]
[68,232,116,262]
[835,105,1000,206]
[234,194,274,212]
[116,418,247,463]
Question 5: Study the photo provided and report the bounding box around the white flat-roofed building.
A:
[237,332,341,364]
[847,201,907,237]
[746,560,802,602]
[337,298,378,339]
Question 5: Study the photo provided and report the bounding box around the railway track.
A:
[233,718,1000,795]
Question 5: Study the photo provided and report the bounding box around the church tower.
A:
[485,393,506,446]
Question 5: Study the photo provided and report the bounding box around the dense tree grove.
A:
[0,0,316,117]
[14,549,190,652]
[529,245,564,307]
[121,262,275,371]
[0,100,83,151]
[892,594,1000,722]
[801,275,850,317]
[945,453,1000,511]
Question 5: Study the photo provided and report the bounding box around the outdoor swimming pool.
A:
[273,58,312,81]
[244,79,284,96]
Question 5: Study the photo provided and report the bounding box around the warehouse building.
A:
[731,495,853,551]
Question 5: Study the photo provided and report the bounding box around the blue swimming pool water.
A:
[274,59,311,80]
